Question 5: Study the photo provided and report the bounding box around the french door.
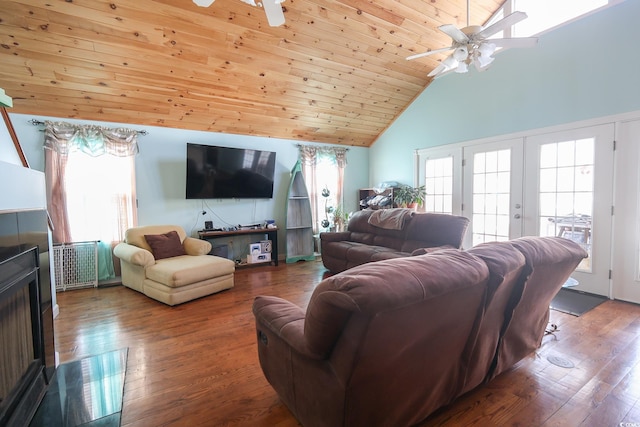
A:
[417,146,462,216]
[461,139,524,249]
[523,124,614,296]
[419,124,615,298]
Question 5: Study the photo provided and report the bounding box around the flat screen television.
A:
[186,143,276,199]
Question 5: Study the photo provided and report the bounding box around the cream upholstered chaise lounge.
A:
[114,225,235,305]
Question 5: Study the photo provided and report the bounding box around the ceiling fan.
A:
[192,0,286,27]
[407,0,538,77]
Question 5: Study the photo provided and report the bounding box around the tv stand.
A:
[198,227,279,266]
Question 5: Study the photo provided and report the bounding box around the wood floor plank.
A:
[53,259,640,427]
[621,400,640,425]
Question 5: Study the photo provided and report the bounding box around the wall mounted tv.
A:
[186,143,277,199]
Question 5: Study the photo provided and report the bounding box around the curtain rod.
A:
[295,143,349,151]
[28,119,148,136]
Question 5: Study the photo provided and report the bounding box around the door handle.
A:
[514,214,522,219]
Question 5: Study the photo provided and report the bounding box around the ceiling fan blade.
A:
[438,24,469,44]
[431,66,457,79]
[262,0,285,27]
[491,37,538,49]
[427,64,448,77]
[427,53,459,77]
[476,11,528,39]
[406,46,453,61]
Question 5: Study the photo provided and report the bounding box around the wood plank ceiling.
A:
[0,0,503,147]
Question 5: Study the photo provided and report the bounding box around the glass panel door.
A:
[417,146,462,215]
[537,138,594,270]
[462,139,524,248]
[424,156,454,214]
[524,124,614,296]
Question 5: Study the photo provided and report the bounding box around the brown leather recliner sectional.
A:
[320,208,470,273]
[252,236,587,427]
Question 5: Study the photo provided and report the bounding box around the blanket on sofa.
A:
[368,208,414,230]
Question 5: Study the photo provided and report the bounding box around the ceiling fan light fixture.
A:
[193,0,286,26]
[476,54,494,68]
[193,0,216,6]
[442,55,458,70]
[452,46,469,62]
[455,61,469,73]
[478,42,496,57]
[406,0,537,78]
[475,42,496,68]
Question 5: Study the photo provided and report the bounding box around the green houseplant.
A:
[332,204,351,232]
[393,184,426,209]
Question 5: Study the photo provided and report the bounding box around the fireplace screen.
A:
[0,248,47,426]
[0,284,35,400]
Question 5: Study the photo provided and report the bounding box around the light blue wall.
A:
[370,0,640,186]
[9,113,369,257]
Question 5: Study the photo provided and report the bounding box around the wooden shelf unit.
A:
[358,187,397,210]
[285,161,315,263]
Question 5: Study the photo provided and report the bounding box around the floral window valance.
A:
[298,145,348,168]
[44,121,139,157]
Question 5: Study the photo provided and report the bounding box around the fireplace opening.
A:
[0,247,48,426]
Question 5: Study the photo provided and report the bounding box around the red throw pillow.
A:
[144,231,186,260]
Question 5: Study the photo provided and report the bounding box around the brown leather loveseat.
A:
[320,208,470,273]
[253,237,587,427]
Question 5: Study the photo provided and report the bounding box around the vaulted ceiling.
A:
[0,0,503,147]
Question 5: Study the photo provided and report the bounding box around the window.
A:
[537,138,594,271]
[471,149,512,245]
[416,146,463,217]
[486,0,616,38]
[44,122,139,283]
[315,152,341,231]
[298,146,347,234]
[64,152,137,243]
[44,121,139,247]
[424,157,454,214]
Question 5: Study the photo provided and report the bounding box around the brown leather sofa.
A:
[320,208,470,273]
[252,237,587,427]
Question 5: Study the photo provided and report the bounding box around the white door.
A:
[524,124,614,297]
[417,146,462,215]
[612,119,640,304]
[462,139,524,249]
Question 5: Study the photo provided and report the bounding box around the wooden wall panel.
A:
[0,0,502,146]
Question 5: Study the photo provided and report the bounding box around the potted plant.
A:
[332,205,351,232]
[393,184,426,209]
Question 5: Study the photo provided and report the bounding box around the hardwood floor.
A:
[53,259,640,427]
